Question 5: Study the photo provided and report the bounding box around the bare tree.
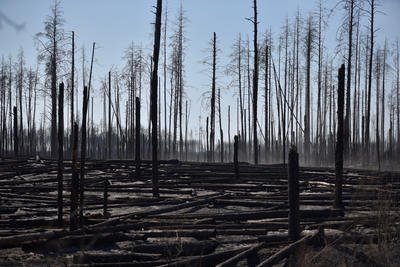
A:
[35,0,65,158]
[150,0,162,198]
[251,0,259,164]
[365,0,376,159]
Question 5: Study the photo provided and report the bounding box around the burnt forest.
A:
[0,0,399,266]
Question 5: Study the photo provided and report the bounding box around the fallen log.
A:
[132,240,218,257]
[151,208,344,221]
[0,230,63,249]
[73,251,162,264]
[91,193,227,228]
[21,232,138,253]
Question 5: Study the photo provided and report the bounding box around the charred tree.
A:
[163,2,168,157]
[334,64,345,209]
[35,1,65,158]
[150,0,162,198]
[70,31,75,156]
[288,146,300,241]
[218,88,224,162]
[234,135,239,179]
[70,122,79,231]
[365,0,375,159]
[13,106,18,157]
[57,82,64,226]
[79,86,88,227]
[135,97,141,179]
[108,71,112,159]
[252,0,259,164]
[304,16,313,161]
[210,32,217,163]
[344,0,355,158]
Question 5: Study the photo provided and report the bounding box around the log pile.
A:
[0,158,399,266]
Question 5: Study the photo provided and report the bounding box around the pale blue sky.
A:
[1,0,399,137]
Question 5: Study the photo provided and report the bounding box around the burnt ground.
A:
[0,158,399,266]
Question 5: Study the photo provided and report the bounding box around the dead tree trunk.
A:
[305,17,313,161]
[79,86,89,227]
[13,106,18,157]
[345,0,355,158]
[108,71,112,159]
[70,122,79,231]
[252,0,259,164]
[365,0,375,159]
[218,88,224,162]
[234,135,239,179]
[57,82,64,226]
[206,117,209,162]
[228,105,231,160]
[288,146,300,241]
[264,43,269,162]
[103,179,110,218]
[376,51,381,170]
[135,97,141,179]
[210,32,217,163]
[70,31,75,156]
[163,3,168,157]
[334,64,345,209]
[150,0,162,198]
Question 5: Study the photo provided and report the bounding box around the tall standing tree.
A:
[35,0,65,158]
[227,34,244,145]
[304,15,316,161]
[250,0,259,164]
[365,0,376,159]
[15,49,25,154]
[395,39,400,155]
[163,0,168,157]
[342,0,356,158]
[150,0,162,198]
[70,31,75,155]
[210,32,217,162]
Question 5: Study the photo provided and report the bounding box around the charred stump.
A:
[288,146,300,241]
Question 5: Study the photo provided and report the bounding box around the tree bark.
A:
[79,86,89,227]
[334,64,345,209]
[252,0,259,164]
[70,122,79,231]
[57,82,64,226]
[288,146,300,241]
[135,97,141,179]
[150,0,162,198]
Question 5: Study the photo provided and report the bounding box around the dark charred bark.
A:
[57,82,64,226]
[252,0,259,164]
[234,135,239,179]
[70,122,79,231]
[334,64,345,209]
[135,97,141,179]
[79,86,89,227]
[288,146,300,241]
[210,32,216,163]
[150,0,162,198]
[13,106,18,157]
